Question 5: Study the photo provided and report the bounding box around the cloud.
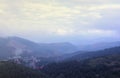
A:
[78,29,118,37]
[0,0,120,43]
[58,0,120,5]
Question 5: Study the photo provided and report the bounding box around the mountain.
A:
[49,46,120,62]
[6,39,120,69]
[0,36,78,60]
[22,46,120,71]
[0,61,47,78]
[0,36,53,59]
[65,46,120,61]
[7,37,56,57]
[42,47,120,78]
[29,46,120,65]
[79,41,120,51]
[0,37,15,60]
[39,42,78,54]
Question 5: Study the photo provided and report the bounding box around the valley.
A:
[0,37,120,78]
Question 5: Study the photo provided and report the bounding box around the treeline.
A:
[42,54,120,78]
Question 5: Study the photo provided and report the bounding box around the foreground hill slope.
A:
[0,61,47,78]
[43,55,120,78]
[42,46,120,78]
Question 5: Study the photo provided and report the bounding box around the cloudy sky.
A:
[0,0,120,44]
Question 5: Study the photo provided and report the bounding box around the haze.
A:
[0,0,120,45]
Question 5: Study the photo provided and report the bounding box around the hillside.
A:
[42,52,120,78]
[0,36,78,60]
[64,46,120,61]
[19,46,120,69]
[0,61,47,78]
[0,38,15,60]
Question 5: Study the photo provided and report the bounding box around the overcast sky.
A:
[0,0,120,45]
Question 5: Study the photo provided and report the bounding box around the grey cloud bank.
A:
[0,0,120,44]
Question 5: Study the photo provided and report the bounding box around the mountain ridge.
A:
[0,36,78,59]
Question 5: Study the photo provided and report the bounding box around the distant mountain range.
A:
[1,38,120,78]
[49,46,120,62]
[0,36,78,60]
[79,41,120,51]
[39,42,78,54]
[65,46,120,61]
[1,46,120,78]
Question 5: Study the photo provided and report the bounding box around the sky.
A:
[0,0,120,45]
